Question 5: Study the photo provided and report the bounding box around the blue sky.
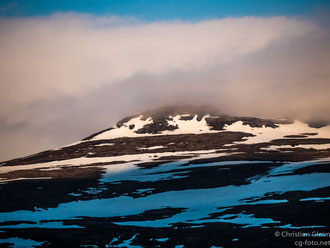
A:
[1,0,330,20]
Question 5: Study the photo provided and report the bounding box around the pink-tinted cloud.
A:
[0,13,329,161]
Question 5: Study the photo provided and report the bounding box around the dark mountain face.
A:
[0,106,330,247]
[87,105,292,139]
[0,106,297,169]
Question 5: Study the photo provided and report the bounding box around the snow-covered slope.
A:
[224,120,330,146]
[85,106,330,150]
[90,114,218,140]
[1,106,330,248]
[1,106,330,182]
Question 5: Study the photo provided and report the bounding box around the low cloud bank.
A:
[0,13,329,160]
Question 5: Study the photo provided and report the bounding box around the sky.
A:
[0,0,330,20]
[0,1,330,161]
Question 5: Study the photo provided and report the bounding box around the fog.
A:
[0,13,330,161]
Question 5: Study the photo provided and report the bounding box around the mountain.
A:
[0,106,330,247]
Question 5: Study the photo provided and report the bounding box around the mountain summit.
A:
[1,105,330,181]
[84,105,290,140]
[1,106,330,247]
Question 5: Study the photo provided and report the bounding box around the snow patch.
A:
[90,115,218,140]
[92,115,153,140]
[0,149,221,176]
[264,144,330,151]
[95,143,115,147]
[299,197,330,202]
[224,120,330,144]
[165,115,216,135]
[0,177,52,183]
[138,145,166,150]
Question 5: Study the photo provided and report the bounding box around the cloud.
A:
[0,13,329,161]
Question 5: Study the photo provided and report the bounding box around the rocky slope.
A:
[0,106,330,247]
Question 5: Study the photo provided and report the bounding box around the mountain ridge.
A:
[1,105,330,183]
[1,106,330,248]
[83,105,293,141]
